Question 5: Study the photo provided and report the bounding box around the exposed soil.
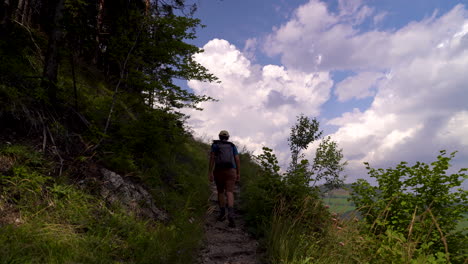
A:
[0,202,22,226]
[197,184,261,264]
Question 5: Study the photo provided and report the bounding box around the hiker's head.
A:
[219,130,230,141]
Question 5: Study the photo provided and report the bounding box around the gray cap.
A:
[219,130,230,137]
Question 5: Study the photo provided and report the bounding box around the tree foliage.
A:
[351,151,467,263]
[0,0,217,160]
[312,136,347,190]
[288,114,322,167]
[1,3,217,262]
[241,115,346,238]
[286,115,346,192]
[0,0,218,221]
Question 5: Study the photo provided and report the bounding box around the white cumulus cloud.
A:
[335,72,385,101]
[184,39,333,159]
[264,1,468,72]
[185,2,468,185]
[327,20,468,179]
[260,1,468,183]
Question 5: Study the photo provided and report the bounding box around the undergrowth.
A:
[240,147,467,264]
[0,142,210,263]
[0,23,214,263]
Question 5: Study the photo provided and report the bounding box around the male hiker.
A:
[208,130,240,227]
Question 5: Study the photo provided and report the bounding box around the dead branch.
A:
[90,27,143,152]
[12,19,44,64]
[46,125,64,177]
[103,29,142,135]
[427,209,450,263]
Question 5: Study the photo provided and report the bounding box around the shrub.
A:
[351,151,467,263]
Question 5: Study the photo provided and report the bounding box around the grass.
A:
[0,142,211,263]
[241,179,467,264]
[260,201,465,264]
[262,198,375,264]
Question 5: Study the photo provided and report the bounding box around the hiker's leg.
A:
[225,169,236,208]
[218,191,226,207]
[214,170,228,221]
[226,191,236,227]
[214,170,226,208]
[217,190,227,221]
[226,191,234,208]
[225,169,237,227]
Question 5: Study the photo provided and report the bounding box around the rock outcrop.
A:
[99,168,169,222]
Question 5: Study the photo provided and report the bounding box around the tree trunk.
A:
[93,0,105,64]
[1,0,12,25]
[15,0,24,21]
[24,0,35,26]
[20,0,28,24]
[41,0,64,106]
[70,52,78,109]
[144,0,150,15]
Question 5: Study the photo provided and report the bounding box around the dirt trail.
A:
[197,184,261,264]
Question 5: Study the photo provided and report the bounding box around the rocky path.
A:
[197,184,261,264]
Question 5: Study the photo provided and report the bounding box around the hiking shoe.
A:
[228,217,236,228]
[217,207,226,221]
[217,213,226,222]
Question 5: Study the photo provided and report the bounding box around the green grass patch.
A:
[0,143,210,263]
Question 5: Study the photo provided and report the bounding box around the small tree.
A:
[245,116,344,240]
[288,114,322,168]
[286,115,346,192]
[312,136,347,190]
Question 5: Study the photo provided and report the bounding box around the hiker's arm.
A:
[208,152,215,182]
[235,155,240,182]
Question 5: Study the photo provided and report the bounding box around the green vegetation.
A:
[240,146,467,263]
[325,197,355,214]
[458,215,468,233]
[240,115,348,263]
[0,1,218,262]
[351,151,467,263]
[0,141,210,263]
[239,116,467,263]
[1,1,467,263]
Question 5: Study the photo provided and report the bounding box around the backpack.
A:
[213,140,235,169]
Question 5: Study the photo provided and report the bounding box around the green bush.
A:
[240,115,347,263]
[351,151,467,263]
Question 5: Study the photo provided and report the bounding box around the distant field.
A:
[322,188,355,215]
[322,189,468,232]
[457,214,468,233]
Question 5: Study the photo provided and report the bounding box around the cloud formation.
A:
[184,39,333,163]
[334,72,385,101]
[186,1,468,183]
[264,1,468,72]
[328,9,468,179]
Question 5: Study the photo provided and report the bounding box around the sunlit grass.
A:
[0,143,210,263]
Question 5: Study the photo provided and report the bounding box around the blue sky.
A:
[182,0,468,184]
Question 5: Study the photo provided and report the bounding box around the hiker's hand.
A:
[236,173,240,182]
[209,172,214,182]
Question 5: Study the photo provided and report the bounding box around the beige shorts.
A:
[214,168,236,193]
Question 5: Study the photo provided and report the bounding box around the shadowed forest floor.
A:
[197,184,261,264]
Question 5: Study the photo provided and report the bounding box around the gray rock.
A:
[99,168,169,222]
